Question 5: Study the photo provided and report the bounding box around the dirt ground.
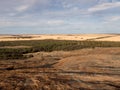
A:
[0,47,120,90]
[0,34,120,42]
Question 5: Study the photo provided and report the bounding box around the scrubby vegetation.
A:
[0,40,120,59]
[0,48,31,60]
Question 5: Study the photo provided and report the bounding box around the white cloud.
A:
[103,16,120,24]
[110,16,120,21]
[88,2,120,12]
[16,5,30,12]
[47,20,65,26]
[0,19,66,27]
[15,0,37,12]
[0,21,37,27]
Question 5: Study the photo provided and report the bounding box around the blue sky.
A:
[0,0,120,34]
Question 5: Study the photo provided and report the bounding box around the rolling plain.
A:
[0,34,120,90]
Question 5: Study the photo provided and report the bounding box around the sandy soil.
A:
[0,34,120,41]
[0,47,120,90]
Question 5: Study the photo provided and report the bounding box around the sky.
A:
[0,0,120,34]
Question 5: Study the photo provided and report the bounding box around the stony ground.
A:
[0,47,120,90]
